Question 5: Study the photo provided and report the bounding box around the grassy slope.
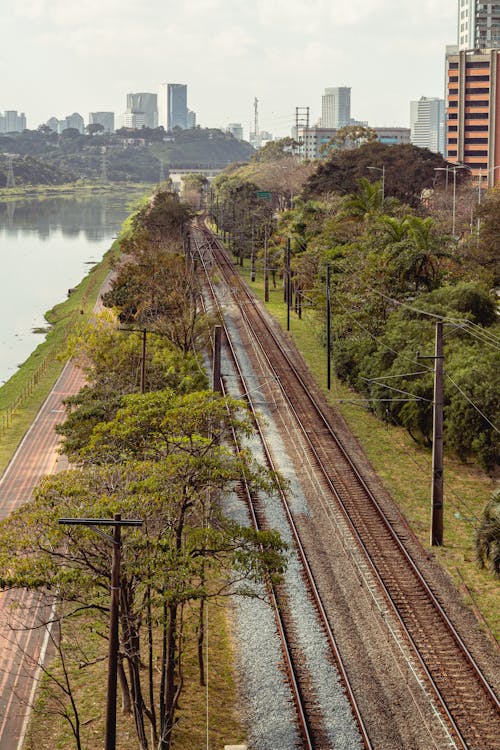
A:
[236,257,499,643]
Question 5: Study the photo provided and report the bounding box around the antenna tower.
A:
[254,97,260,149]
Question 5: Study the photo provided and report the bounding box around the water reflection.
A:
[0,194,139,242]
[0,191,145,384]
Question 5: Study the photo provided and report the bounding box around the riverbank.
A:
[0,239,120,474]
[0,181,153,201]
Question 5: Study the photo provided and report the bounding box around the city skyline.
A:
[2,1,457,136]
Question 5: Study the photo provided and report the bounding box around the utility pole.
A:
[431,321,444,546]
[140,329,147,394]
[254,97,260,149]
[286,239,291,332]
[326,265,331,390]
[58,515,143,750]
[212,325,222,393]
[264,226,269,302]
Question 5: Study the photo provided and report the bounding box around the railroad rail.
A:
[190,223,370,748]
[192,219,500,750]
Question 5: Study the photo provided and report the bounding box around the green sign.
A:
[256,191,272,201]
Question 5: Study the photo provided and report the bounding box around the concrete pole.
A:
[431,321,444,546]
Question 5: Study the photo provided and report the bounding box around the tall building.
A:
[445,47,500,185]
[458,1,500,50]
[65,113,85,133]
[89,112,115,133]
[0,110,26,133]
[125,93,158,129]
[167,84,188,130]
[187,109,196,129]
[410,97,445,153]
[227,123,244,140]
[321,87,351,129]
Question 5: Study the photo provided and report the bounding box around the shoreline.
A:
[0,181,153,201]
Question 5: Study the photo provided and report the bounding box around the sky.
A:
[2,0,458,138]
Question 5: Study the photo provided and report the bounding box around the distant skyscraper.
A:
[167,84,188,130]
[65,113,85,133]
[227,123,244,140]
[125,93,158,129]
[0,110,26,133]
[322,87,351,129]
[89,112,115,133]
[458,1,500,49]
[410,97,445,153]
[186,109,196,129]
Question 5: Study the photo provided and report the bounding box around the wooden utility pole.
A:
[431,321,444,546]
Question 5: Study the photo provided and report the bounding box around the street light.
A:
[434,164,468,239]
[367,165,385,210]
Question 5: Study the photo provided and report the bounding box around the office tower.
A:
[187,110,196,129]
[65,113,85,133]
[89,112,115,133]
[410,97,445,153]
[458,1,500,50]
[0,110,26,133]
[446,47,500,185]
[167,84,188,130]
[158,84,168,128]
[126,93,158,129]
[321,87,351,129]
[227,123,244,140]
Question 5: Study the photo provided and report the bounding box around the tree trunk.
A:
[118,657,132,714]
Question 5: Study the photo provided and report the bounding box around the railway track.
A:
[191,219,500,750]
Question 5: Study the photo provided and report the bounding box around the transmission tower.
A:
[253,97,260,149]
[5,154,16,188]
[100,147,108,183]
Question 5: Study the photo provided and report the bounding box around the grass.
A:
[0,241,120,474]
[234,255,499,643]
[0,182,151,201]
[25,604,245,750]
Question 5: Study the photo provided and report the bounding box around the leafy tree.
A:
[476,489,500,577]
[85,123,105,136]
[320,125,378,154]
[304,141,456,208]
[251,137,298,162]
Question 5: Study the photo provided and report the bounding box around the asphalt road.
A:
[0,360,85,749]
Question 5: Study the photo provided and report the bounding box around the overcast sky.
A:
[3,0,457,137]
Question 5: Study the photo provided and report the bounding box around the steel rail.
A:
[197,220,500,749]
[191,222,373,749]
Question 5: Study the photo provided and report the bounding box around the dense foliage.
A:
[0,126,254,186]
[0,187,286,749]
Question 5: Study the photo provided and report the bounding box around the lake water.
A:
[0,192,145,385]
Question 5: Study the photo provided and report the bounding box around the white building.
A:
[0,110,26,133]
[65,113,85,133]
[458,1,500,49]
[410,97,445,154]
[89,112,115,133]
[123,112,146,129]
[227,123,243,140]
[321,87,351,129]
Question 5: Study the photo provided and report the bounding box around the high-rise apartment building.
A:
[445,47,500,185]
[321,87,351,129]
[458,1,500,50]
[167,84,188,130]
[0,110,26,133]
[89,112,115,133]
[410,97,445,153]
[125,93,158,129]
[227,123,244,140]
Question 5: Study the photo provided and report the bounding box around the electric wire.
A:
[444,372,499,434]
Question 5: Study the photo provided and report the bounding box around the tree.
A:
[0,392,287,750]
[304,141,457,208]
[476,489,500,577]
[85,123,105,136]
[320,125,378,154]
[251,137,298,162]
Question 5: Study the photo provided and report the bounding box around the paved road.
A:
[0,360,85,749]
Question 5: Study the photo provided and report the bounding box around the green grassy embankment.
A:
[233,253,498,643]
[0,182,151,201]
[0,241,120,473]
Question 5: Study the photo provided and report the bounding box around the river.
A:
[0,191,145,385]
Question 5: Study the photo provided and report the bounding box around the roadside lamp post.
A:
[58,515,143,750]
[367,165,385,210]
[434,164,468,239]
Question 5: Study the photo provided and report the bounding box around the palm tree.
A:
[390,216,452,291]
[342,177,383,219]
[476,489,500,577]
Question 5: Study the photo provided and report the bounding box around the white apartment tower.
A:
[321,87,351,129]
[458,1,500,50]
[410,97,445,154]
